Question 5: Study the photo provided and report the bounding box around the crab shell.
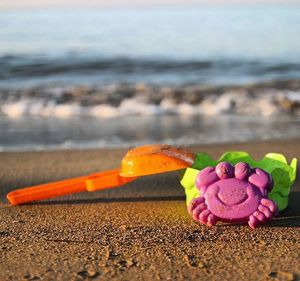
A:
[188,162,279,228]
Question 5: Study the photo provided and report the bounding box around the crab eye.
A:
[216,162,234,179]
[235,162,250,180]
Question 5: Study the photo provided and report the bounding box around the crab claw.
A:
[248,168,273,195]
[196,167,219,193]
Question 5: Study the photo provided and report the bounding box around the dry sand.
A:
[0,139,299,281]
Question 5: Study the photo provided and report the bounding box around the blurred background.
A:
[0,0,300,151]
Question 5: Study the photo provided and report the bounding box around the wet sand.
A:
[0,139,299,281]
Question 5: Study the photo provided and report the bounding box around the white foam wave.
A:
[1,90,299,119]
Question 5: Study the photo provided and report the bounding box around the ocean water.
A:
[0,6,300,150]
[1,6,300,87]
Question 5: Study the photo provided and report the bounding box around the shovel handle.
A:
[7,169,137,205]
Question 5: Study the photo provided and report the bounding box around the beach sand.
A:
[0,139,299,281]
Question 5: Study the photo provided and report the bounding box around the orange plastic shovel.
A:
[7,144,195,205]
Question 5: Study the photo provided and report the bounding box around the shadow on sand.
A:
[24,190,300,228]
[27,195,186,205]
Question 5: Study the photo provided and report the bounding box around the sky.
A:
[1,0,300,9]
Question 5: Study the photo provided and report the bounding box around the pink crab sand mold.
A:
[188,162,278,229]
[181,152,297,229]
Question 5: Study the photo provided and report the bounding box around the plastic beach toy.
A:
[7,145,297,229]
[7,145,195,206]
[181,151,297,228]
[188,161,279,229]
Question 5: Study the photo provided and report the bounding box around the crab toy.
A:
[188,162,279,229]
[6,144,297,229]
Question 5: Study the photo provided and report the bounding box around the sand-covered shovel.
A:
[6,144,297,229]
[6,144,195,206]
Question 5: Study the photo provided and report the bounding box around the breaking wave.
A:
[1,81,300,118]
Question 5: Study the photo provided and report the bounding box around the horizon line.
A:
[1,0,300,10]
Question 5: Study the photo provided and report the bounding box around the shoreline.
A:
[0,139,299,280]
